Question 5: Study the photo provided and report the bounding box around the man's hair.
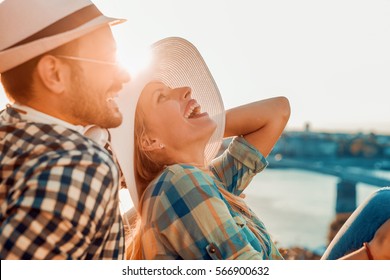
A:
[1,40,79,103]
[1,55,42,103]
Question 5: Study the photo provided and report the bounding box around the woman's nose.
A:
[176,86,191,100]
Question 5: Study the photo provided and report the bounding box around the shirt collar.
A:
[10,103,108,146]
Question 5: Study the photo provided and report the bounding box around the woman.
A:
[113,37,390,260]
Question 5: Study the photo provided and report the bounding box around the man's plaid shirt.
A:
[141,136,284,260]
[0,106,125,259]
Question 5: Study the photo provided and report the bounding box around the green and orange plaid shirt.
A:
[140,136,283,260]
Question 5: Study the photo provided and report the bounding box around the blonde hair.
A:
[125,106,165,260]
[125,107,268,260]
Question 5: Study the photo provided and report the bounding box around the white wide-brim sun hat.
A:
[0,0,125,73]
[110,37,225,208]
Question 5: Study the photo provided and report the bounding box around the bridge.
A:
[267,156,390,213]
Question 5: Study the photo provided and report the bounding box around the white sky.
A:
[2,0,390,134]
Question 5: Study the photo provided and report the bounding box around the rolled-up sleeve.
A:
[210,136,268,196]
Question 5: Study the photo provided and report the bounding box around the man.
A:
[0,0,130,259]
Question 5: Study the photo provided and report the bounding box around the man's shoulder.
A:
[2,121,88,145]
[0,121,113,165]
[0,122,119,196]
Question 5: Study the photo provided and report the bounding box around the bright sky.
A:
[2,0,390,134]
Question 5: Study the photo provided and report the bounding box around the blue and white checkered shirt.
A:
[140,136,283,260]
[0,106,125,259]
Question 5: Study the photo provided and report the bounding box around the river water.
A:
[244,168,386,254]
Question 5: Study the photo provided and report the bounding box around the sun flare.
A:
[116,43,152,79]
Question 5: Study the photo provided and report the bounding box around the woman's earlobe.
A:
[141,138,164,151]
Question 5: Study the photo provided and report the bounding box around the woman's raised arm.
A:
[224,96,290,157]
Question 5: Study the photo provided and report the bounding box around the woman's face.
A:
[137,81,217,164]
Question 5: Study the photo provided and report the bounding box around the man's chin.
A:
[101,113,123,129]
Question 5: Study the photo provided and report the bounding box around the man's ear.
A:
[141,136,164,152]
[36,55,67,94]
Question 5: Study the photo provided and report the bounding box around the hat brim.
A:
[0,15,125,73]
[110,37,225,208]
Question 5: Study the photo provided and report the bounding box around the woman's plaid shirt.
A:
[0,107,124,259]
[141,136,283,260]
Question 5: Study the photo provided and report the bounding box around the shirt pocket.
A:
[205,216,248,260]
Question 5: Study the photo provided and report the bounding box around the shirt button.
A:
[209,247,216,253]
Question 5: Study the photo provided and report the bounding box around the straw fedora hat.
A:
[0,0,125,73]
[110,37,225,208]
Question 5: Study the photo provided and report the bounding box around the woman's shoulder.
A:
[163,163,213,182]
[142,164,225,219]
[146,163,218,197]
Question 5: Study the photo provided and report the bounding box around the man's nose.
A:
[117,66,131,84]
